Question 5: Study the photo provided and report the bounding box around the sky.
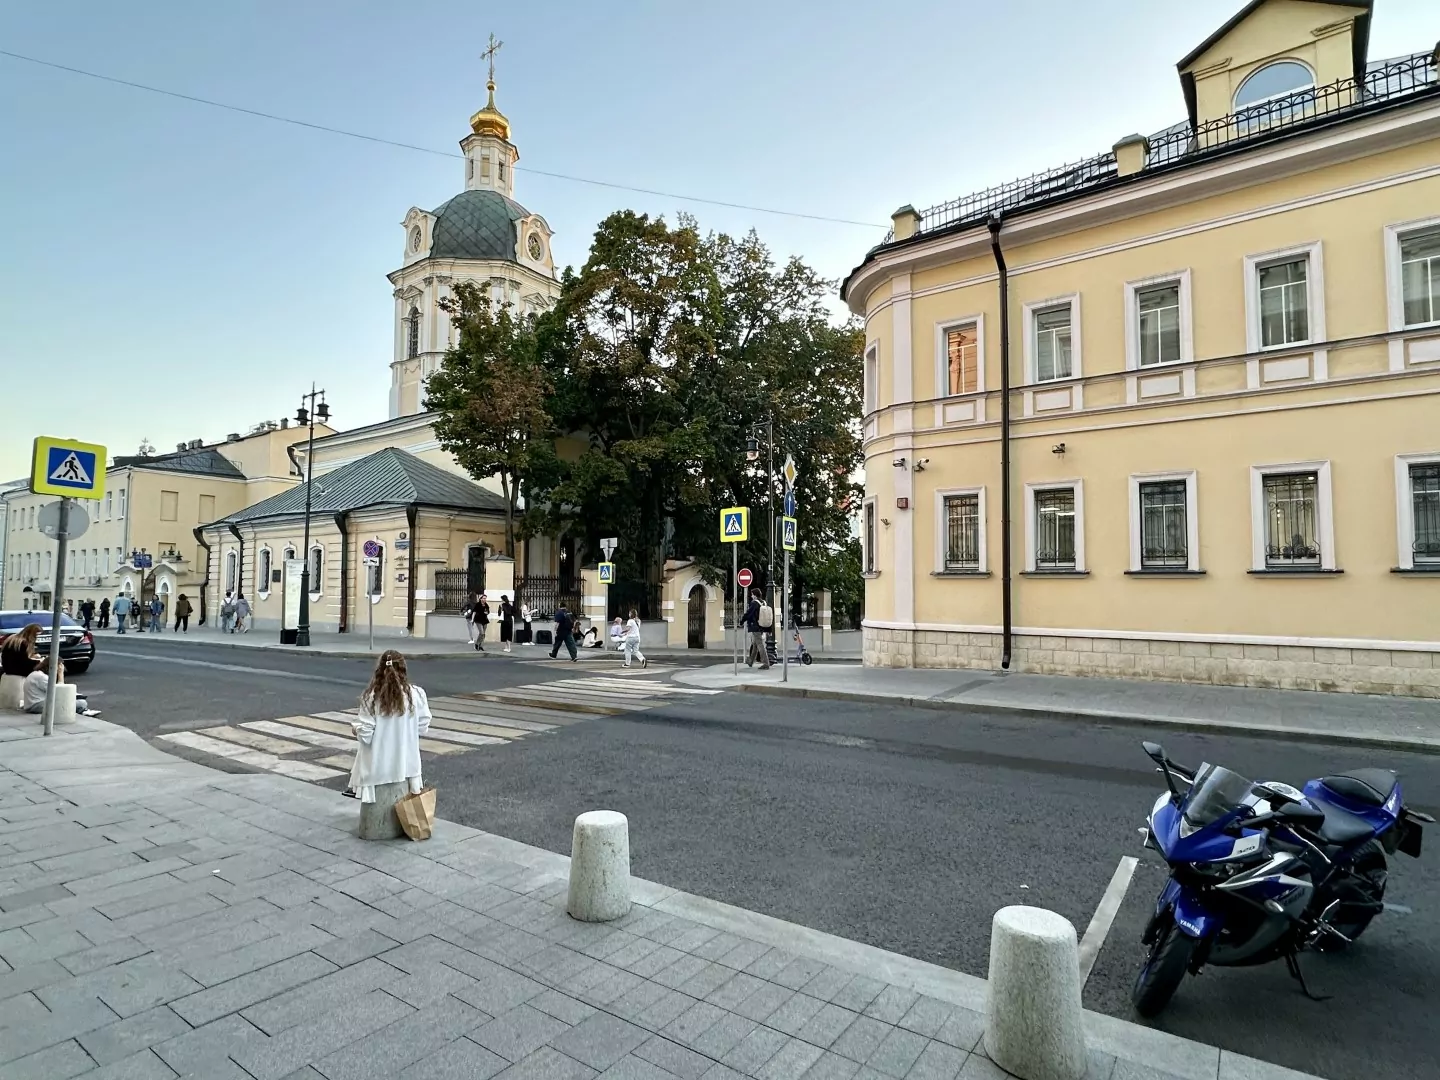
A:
[2,0,1436,481]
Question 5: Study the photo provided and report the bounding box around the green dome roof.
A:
[429,189,529,261]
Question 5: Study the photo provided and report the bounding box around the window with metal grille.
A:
[1400,228,1440,327]
[1137,282,1181,366]
[946,325,978,395]
[1263,473,1320,567]
[368,547,385,597]
[1258,258,1308,346]
[944,494,980,570]
[406,307,420,359]
[257,549,272,592]
[1139,481,1188,568]
[1411,463,1440,565]
[1034,489,1076,570]
[864,503,876,573]
[308,546,324,592]
[864,346,879,415]
[1034,306,1073,381]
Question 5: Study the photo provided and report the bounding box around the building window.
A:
[863,344,879,416]
[1234,61,1314,111]
[1252,469,1331,570]
[1033,305,1073,381]
[863,502,877,574]
[199,493,215,523]
[225,550,238,593]
[1411,464,1440,565]
[1400,227,1440,328]
[118,489,126,520]
[942,492,982,571]
[1137,479,1191,570]
[367,545,385,597]
[308,545,324,593]
[104,492,112,520]
[944,323,978,395]
[257,548,272,593]
[467,157,474,181]
[1258,258,1309,347]
[406,306,420,359]
[1137,282,1182,366]
[160,490,179,522]
[1028,485,1083,572]
[498,161,507,184]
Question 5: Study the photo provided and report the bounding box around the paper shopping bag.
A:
[393,787,437,841]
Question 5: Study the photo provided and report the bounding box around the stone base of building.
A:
[863,626,1440,698]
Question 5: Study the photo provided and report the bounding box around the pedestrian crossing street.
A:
[156,670,720,785]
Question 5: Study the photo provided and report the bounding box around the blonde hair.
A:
[3,624,40,656]
[361,649,414,716]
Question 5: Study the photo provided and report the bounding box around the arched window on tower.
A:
[406,306,420,359]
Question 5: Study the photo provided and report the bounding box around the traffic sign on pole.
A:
[38,501,90,541]
[737,568,753,589]
[781,517,797,552]
[362,539,382,559]
[782,454,798,489]
[783,490,796,518]
[31,437,106,500]
[597,562,616,584]
[600,537,618,560]
[720,506,749,542]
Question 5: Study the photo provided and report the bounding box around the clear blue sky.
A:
[2,0,1434,479]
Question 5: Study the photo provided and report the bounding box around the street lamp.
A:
[747,417,780,608]
[294,386,330,647]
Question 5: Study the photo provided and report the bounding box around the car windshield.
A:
[1182,763,1255,829]
[0,613,81,631]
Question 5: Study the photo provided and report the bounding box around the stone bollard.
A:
[51,683,78,724]
[984,906,1087,1080]
[567,810,631,922]
[358,781,409,840]
[0,675,23,712]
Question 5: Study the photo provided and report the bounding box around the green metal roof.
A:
[429,189,528,261]
[210,448,507,526]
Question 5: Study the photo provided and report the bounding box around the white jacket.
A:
[349,685,431,803]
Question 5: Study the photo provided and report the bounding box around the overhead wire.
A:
[0,49,887,229]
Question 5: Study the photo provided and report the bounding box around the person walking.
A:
[132,598,143,631]
[112,593,131,634]
[221,591,237,633]
[622,609,647,669]
[147,595,164,633]
[498,594,515,654]
[342,650,431,802]
[461,592,479,647]
[235,594,252,633]
[473,594,490,652]
[174,594,193,633]
[548,604,579,662]
[79,599,95,630]
[741,588,771,669]
[98,597,110,629]
[519,600,533,645]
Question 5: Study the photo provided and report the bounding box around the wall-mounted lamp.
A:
[1051,442,1067,456]
[912,458,929,472]
[892,457,906,469]
[880,518,892,527]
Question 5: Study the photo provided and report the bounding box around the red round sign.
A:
[737,568,754,588]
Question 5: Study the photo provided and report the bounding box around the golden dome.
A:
[469,81,510,140]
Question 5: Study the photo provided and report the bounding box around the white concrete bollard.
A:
[0,675,23,712]
[358,781,409,840]
[567,810,631,922]
[51,683,78,724]
[984,906,1088,1080]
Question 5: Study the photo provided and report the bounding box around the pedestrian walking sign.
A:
[720,506,749,543]
[31,437,106,500]
[597,561,615,584]
[781,516,797,552]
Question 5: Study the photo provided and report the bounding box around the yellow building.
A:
[843,0,1440,696]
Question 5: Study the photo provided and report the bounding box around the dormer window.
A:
[1234,61,1314,111]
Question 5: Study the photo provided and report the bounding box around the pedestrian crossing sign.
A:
[781,516,797,552]
[30,437,106,500]
[597,561,615,584]
[720,506,749,543]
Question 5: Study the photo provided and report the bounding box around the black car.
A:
[0,611,96,674]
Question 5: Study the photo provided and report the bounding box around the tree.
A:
[424,283,554,556]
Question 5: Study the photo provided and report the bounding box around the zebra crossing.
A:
[155,671,721,785]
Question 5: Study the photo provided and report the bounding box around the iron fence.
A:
[520,575,580,619]
[608,582,663,622]
[432,569,470,614]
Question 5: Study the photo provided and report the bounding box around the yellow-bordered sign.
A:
[597,561,616,584]
[30,437,107,500]
[720,506,749,543]
[781,516,797,552]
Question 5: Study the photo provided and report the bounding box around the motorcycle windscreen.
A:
[1182,764,1255,830]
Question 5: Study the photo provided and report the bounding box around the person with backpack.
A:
[548,605,578,662]
[221,592,237,633]
[741,588,772,669]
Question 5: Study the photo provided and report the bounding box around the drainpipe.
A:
[334,512,350,633]
[227,523,244,602]
[406,504,418,635]
[987,215,1014,670]
[191,527,210,626]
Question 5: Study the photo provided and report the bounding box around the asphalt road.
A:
[78,638,1439,1080]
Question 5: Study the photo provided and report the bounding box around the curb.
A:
[736,683,1440,756]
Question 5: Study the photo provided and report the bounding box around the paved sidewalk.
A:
[673,664,1440,754]
[0,713,1319,1080]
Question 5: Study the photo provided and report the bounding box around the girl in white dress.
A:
[344,650,431,802]
[622,609,646,668]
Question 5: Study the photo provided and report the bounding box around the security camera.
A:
[1052,443,1066,455]
[913,458,929,472]
[892,457,907,468]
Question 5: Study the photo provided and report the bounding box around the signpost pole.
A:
[368,586,374,653]
[41,500,71,737]
[782,546,790,685]
[732,542,738,676]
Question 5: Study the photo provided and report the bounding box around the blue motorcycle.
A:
[1133,741,1432,1017]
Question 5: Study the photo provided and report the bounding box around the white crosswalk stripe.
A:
[154,678,713,788]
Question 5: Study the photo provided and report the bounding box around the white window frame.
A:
[1124,271,1193,370]
[118,489,126,520]
[1394,452,1440,570]
[1384,216,1440,367]
[224,550,239,594]
[1127,471,1200,572]
[862,498,878,575]
[308,544,325,597]
[1023,294,1082,385]
[1232,59,1316,112]
[367,542,386,600]
[934,315,986,398]
[1248,460,1336,572]
[1024,480,1085,573]
[863,343,880,416]
[104,492,112,521]
[933,486,987,574]
[256,546,273,598]
[1244,241,1325,353]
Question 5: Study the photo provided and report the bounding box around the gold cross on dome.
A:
[481,33,504,87]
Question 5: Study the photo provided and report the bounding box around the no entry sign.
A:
[737,568,754,589]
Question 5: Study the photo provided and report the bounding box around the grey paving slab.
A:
[86,1048,180,1079]
[0,883,73,911]
[312,994,489,1079]
[180,925,335,987]
[897,997,955,1040]
[597,1055,680,1080]
[1217,1051,1319,1080]
[932,1009,984,1054]
[580,966,646,1007]
[1111,1061,1190,1080]
[636,987,702,1032]
[798,966,855,1004]
[662,999,730,1047]
[3,1037,97,1080]
[863,986,920,1026]
[152,1014,270,1076]
[0,958,70,1000]
[529,987,599,1025]
[233,987,415,1080]
[397,1036,508,1080]
[758,1037,827,1080]
[552,1011,652,1070]
[955,1054,1009,1079]
[690,1010,759,1061]
[0,988,119,1064]
[169,951,338,1026]
[494,1045,599,1080]
[471,1002,573,1062]
[383,961,483,1008]
[706,971,768,1011]
[830,1016,894,1065]
[796,1002,862,1050]
[634,1033,717,1079]
[906,1040,969,1080]
[239,957,399,1035]
[767,991,828,1035]
[742,948,797,981]
[78,1004,193,1066]
[798,1051,863,1079]
[721,1024,790,1074]
[713,938,772,972]
[56,936,153,977]
[866,1027,929,1078]
[453,967,548,1016]
[655,954,718,990]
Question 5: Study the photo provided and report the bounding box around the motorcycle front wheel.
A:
[1132,913,1197,1018]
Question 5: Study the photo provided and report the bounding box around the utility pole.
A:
[294,386,331,647]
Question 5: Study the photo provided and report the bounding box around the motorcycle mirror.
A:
[1142,741,1167,764]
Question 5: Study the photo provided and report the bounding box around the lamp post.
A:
[746,416,781,609]
[294,386,330,647]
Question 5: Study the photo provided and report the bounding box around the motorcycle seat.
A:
[1317,805,1376,848]
[1320,769,1398,807]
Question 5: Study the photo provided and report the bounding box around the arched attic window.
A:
[1234,61,1314,111]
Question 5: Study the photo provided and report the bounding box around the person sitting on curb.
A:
[343,650,430,801]
[24,662,100,717]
